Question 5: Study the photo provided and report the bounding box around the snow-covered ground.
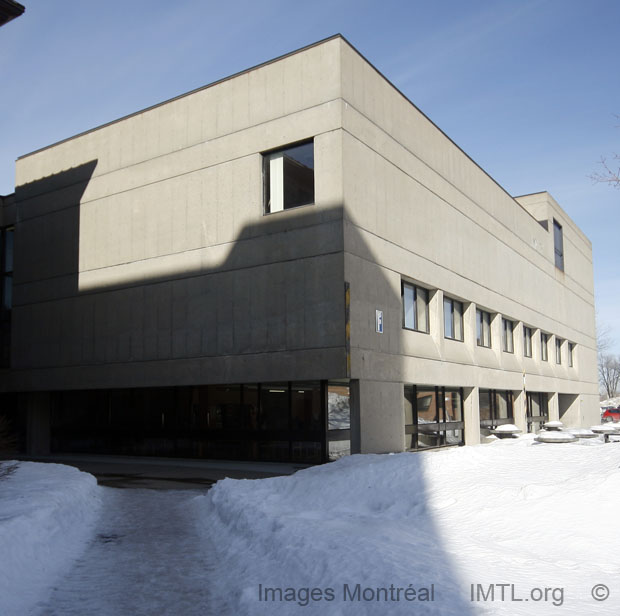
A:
[198,436,620,615]
[0,462,101,616]
[4,437,620,615]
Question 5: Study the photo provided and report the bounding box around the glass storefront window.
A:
[260,384,289,431]
[526,392,549,433]
[404,385,464,450]
[292,382,322,432]
[50,381,333,463]
[327,382,351,460]
[479,389,514,438]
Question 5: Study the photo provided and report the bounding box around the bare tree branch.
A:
[589,154,620,188]
[590,115,620,189]
[599,353,620,399]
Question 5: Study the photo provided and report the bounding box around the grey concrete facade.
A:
[0,35,598,458]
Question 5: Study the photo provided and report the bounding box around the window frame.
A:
[526,391,549,433]
[479,388,515,434]
[553,219,564,271]
[555,337,563,364]
[443,296,464,342]
[476,308,492,348]
[401,281,430,334]
[404,384,465,450]
[263,139,315,215]
[568,342,575,367]
[523,326,533,358]
[540,332,549,361]
[501,317,514,353]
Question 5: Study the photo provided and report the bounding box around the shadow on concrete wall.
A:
[2,160,479,614]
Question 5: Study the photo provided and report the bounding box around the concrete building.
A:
[0,35,598,463]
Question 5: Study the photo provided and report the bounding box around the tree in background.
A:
[600,355,620,399]
[590,115,620,189]
[598,321,620,399]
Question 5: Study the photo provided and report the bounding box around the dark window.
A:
[553,219,564,270]
[50,381,332,464]
[402,281,429,333]
[526,392,549,433]
[264,140,314,214]
[479,389,515,437]
[404,385,464,450]
[568,342,575,367]
[555,338,562,364]
[444,297,463,341]
[541,332,549,361]
[476,309,492,347]
[502,318,514,353]
[523,326,533,358]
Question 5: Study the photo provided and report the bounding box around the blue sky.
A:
[1,0,619,352]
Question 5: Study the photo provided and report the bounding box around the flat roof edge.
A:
[18,33,345,161]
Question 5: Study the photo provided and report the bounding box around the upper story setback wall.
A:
[8,38,348,390]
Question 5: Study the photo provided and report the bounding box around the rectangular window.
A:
[404,385,464,450]
[555,338,562,364]
[327,382,351,461]
[476,309,492,348]
[523,326,533,358]
[479,389,515,437]
[264,140,314,214]
[568,342,575,367]
[526,391,549,433]
[502,318,514,353]
[553,219,564,271]
[444,297,463,341]
[402,282,429,333]
[541,332,549,361]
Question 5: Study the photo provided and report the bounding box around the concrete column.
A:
[463,303,476,355]
[358,379,404,453]
[429,289,443,349]
[26,392,51,456]
[548,391,559,422]
[558,393,579,427]
[463,386,480,445]
[514,389,527,433]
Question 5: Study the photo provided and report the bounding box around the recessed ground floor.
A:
[0,379,596,464]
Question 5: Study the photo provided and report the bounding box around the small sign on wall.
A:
[376,310,383,334]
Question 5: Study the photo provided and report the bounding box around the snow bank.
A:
[0,461,102,616]
[197,437,620,615]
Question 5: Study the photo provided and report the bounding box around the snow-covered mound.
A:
[600,396,620,409]
[197,437,620,615]
[0,462,102,616]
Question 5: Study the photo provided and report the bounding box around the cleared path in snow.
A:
[35,487,214,616]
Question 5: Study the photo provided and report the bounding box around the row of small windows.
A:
[402,280,575,366]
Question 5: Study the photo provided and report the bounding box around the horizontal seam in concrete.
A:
[340,127,594,300]
[7,344,347,374]
[16,102,343,208]
[353,347,598,385]
[343,244,596,344]
[340,107,594,294]
[12,248,344,308]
